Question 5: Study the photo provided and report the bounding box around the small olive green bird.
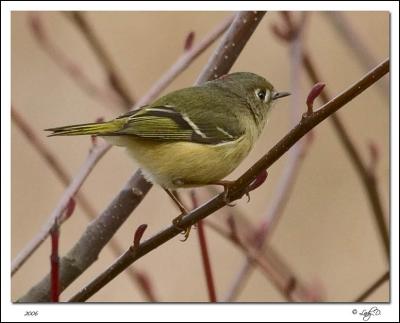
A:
[46,72,289,238]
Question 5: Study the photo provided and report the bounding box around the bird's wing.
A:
[114,104,244,144]
[113,85,247,144]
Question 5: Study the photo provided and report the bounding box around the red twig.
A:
[50,197,75,302]
[184,31,195,51]
[132,224,148,250]
[64,197,76,221]
[247,170,268,192]
[50,224,60,302]
[368,140,379,175]
[191,190,217,302]
[134,271,157,302]
[306,82,326,115]
[226,215,239,244]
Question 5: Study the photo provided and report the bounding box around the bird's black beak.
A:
[272,91,291,100]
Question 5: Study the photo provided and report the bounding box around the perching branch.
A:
[68,58,389,302]
[18,11,265,302]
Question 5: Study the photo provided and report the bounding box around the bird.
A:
[46,72,290,239]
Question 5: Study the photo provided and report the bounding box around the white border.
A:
[2,1,399,11]
[2,1,399,322]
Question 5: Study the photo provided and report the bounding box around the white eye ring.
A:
[255,88,270,102]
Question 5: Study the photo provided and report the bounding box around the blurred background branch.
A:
[324,11,389,96]
[65,11,136,108]
[28,13,127,111]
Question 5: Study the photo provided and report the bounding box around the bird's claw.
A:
[222,182,251,205]
[172,214,191,242]
[220,182,236,206]
[245,190,251,203]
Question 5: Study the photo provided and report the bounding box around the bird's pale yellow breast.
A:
[104,132,254,188]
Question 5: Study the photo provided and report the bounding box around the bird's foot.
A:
[212,180,236,206]
[212,180,251,205]
[172,213,191,242]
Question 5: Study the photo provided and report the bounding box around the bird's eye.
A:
[255,89,269,102]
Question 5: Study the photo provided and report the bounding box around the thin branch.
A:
[11,107,100,225]
[302,53,389,260]
[223,261,251,301]
[50,198,76,302]
[28,13,126,111]
[11,141,110,276]
[191,191,217,302]
[134,271,158,302]
[66,11,135,107]
[68,59,389,302]
[355,271,390,302]
[324,12,389,96]
[135,15,234,107]
[196,11,266,84]
[11,107,70,185]
[50,224,60,302]
[18,12,261,302]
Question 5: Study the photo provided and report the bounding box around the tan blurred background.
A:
[11,11,389,302]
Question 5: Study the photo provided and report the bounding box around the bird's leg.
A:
[163,188,191,241]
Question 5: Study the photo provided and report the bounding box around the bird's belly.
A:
[109,136,252,188]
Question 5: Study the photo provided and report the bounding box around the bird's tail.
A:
[45,119,124,137]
